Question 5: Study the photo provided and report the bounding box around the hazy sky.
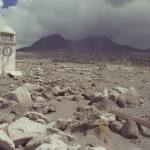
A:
[0,0,150,49]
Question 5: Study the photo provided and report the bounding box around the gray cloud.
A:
[105,0,135,7]
[0,0,150,49]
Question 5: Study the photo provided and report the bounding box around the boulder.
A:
[125,87,142,107]
[8,117,47,146]
[120,120,140,139]
[116,87,142,108]
[7,87,33,107]
[110,121,123,133]
[116,94,127,108]
[0,130,15,150]
[35,138,68,150]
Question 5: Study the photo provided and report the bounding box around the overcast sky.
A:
[0,0,150,49]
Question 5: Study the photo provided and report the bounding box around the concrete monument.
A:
[0,26,16,75]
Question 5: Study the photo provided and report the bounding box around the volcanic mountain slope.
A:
[18,34,142,55]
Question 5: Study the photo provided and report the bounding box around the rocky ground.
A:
[0,56,150,150]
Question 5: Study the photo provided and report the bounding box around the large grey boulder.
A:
[7,117,47,146]
[120,120,140,139]
[0,130,15,150]
[7,87,33,107]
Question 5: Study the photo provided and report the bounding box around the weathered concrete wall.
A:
[0,47,16,74]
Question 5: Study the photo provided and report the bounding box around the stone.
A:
[68,144,81,150]
[0,130,15,150]
[0,97,9,109]
[102,88,109,99]
[110,121,124,133]
[120,120,140,139]
[79,145,107,150]
[7,71,22,77]
[112,86,128,94]
[42,104,56,114]
[117,94,127,108]
[117,87,142,108]
[71,95,84,101]
[109,90,120,102]
[24,111,49,124]
[100,112,116,124]
[35,96,46,103]
[7,87,33,107]
[52,86,65,96]
[23,83,44,93]
[56,96,64,101]
[95,99,118,111]
[0,123,9,131]
[8,117,47,146]
[25,135,55,150]
[125,87,142,107]
[46,126,74,141]
[35,138,68,150]
[137,125,150,137]
[69,120,99,133]
[75,106,100,121]
[93,146,107,150]
[56,119,69,131]
[0,112,15,124]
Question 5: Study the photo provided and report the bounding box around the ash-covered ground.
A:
[0,55,150,150]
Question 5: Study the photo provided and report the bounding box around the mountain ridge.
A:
[18,34,145,55]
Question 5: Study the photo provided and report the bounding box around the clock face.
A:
[2,46,13,57]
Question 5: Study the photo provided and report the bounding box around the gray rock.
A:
[120,120,140,139]
[110,121,123,133]
[25,135,53,150]
[35,138,68,150]
[0,97,9,109]
[8,117,47,146]
[24,111,49,124]
[7,87,33,107]
[0,130,15,150]
[0,113,15,124]
[23,83,44,93]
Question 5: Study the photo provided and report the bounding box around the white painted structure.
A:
[0,26,16,74]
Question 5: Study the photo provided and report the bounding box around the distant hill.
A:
[18,34,146,56]
[19,34,71,52]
